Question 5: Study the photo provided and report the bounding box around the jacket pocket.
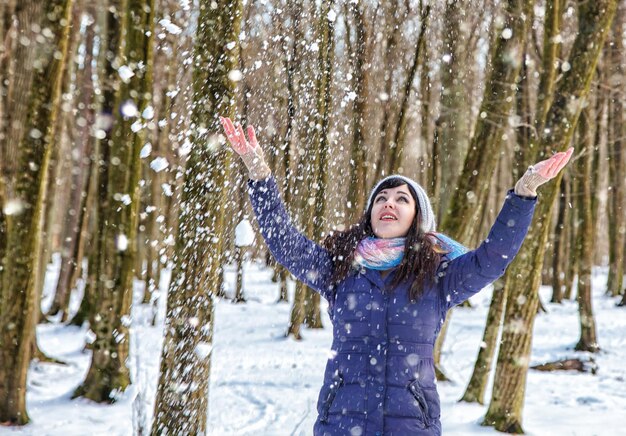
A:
[320,374,344,423]
[408,379,430,427]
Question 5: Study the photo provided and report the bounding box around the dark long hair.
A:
[323,177,442,301]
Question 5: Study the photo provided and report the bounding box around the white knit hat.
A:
[366,174,437,233]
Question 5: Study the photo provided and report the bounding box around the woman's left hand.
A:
[514,147,574,197]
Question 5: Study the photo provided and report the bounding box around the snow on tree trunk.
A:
[345,0,370,223]
[150,0,241,433]
[287,0,335,337]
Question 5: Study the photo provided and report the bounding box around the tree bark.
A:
[460,277,507,404]
[387,4,430,175]
[0,0,73,424]
[483,1,616,432]
[287,0,335,337]
[564,173,579,301]
[373,2,405,181]
[74,0,155,402]
[151,0,240,433]
[606,2,626,297]
[435,0,532,383]
[287,281,307,340]
[535,0,562,134]
[550,177,568,303]
[441,0,532,244]
[432,0,470,220]
[345,0,370,223]
[49,0,94,320]
[573,113,599,352]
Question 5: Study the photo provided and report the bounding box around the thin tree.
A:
[345,0,370,223]
[387,3,430,175]
[460,0,563,402]
[607,2,626,298]
[73,0,155,402]
[431,0,471,220]
[48,0,95,321]
[573,111,600,352]
[288,0,336,337]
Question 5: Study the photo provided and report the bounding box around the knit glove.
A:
[220,116,271,181]
[514,147,574,197]
[514,167,549,197]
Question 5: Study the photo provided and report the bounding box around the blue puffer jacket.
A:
[248,176,537,436]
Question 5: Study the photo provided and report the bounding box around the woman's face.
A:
[370,184,417,239]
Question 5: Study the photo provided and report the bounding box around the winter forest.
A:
[0,0,625,434]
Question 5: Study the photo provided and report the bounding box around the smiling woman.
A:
[219,116,573,436]
[371,185,416,239]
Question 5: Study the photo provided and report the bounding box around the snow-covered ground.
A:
[5,257,626,436]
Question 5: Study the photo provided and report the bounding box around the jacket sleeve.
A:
[438,189,537,310]
[248,176,335,301]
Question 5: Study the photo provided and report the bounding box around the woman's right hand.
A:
[220,116,271,180]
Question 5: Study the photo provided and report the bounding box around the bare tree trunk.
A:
[373,2,405,181]
[345,0,370,223]
[441,0,532,245]
[483,2,616,431]
[387,4,430,175]
[49,0,94,320]
[0,0,74,424]
[287,281,307,340]
[74,0,155,402]
[304,290,323,328]
[68,124,100,326]
[433,313,451,382]
[419,31,433,185]
[460,277,507,404]
[435,0,532,384]
[535,0,562,134]
[432,0,470,220]
[550,177,568,303]
[607,2,626,297]
[287,0,335,337]
[565,172,579,301]
[151,0,240,432]
[573,113,599,352]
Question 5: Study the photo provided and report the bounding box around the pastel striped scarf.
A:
[354,233,468,271]
[354,237,406,270]
[431,233,468,260]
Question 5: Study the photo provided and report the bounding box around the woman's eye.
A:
[398,197,408,203]
[376,196,386,202]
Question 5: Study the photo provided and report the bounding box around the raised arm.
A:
[220,117,334,301]
[439,147,574,309]
[438,190,536,309]
[248,176,334,300]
